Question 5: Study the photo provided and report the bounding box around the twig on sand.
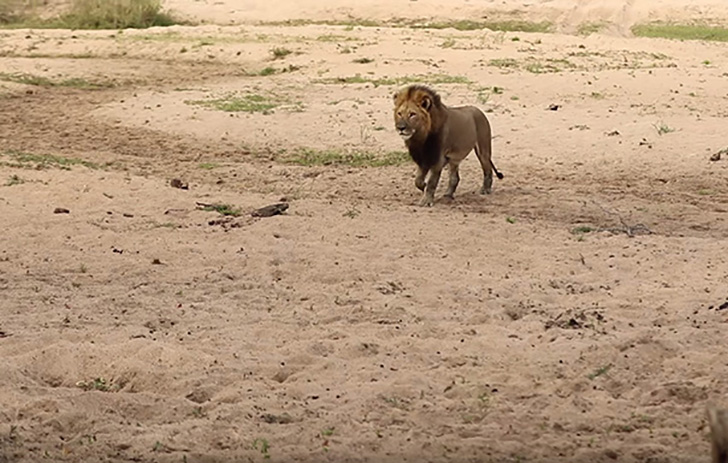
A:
[592,200,652,237]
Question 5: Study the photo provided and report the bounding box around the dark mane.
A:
[402,84,445,169]
[405,84,444,109]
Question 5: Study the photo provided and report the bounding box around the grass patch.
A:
[271,47,292,59]
[5,174,25,186]
[577,22,608,36]
[654,121,675,135]
[1,150,99,170]
[314,73,471,87]
[261,18,383,28]
[632,22,728,42]
[411,19,552,33]
[489,58,519,69]
[186,93,294,114]
[571,226,594,234]
[285,148,409,167]
[0,72,114,89]
[588,364,612,380]
[76,377,118,392]
[46,0,175,30]
[201,203,241,217]
[353,57,374,64]
[198,162,220,170]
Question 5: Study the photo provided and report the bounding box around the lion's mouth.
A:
[398,130,414,141]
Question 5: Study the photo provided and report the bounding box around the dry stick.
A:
[591,200,652,237]
[708,406,728,463]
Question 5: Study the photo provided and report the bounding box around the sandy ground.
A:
[1,1,728,462]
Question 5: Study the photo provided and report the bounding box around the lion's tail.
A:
[490,160,504,180]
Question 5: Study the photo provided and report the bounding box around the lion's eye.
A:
[408,112,416,119]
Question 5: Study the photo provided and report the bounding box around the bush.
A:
[0,0,23,24]
[60,0,176,29]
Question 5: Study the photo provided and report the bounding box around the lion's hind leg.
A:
[474,144,494,195]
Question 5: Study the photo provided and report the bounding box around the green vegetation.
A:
[186,93,291,114]
[571,226,594,234]
[76,377,117,392]
[285,148,409,167]
[314,73,471,87]
[201,203,241,217]
[631,22,728,42]
[0,73,114,89]
[488,58,519,69]
[271,47,292,59]
[411,19,552,33]
[654,121,675,135]
[577,22,608,36]
[5,175,25,186]
[260,17,551,33]
[0,150,99,170]
[1,0,177,29]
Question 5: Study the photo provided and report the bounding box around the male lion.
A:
[393,84,503,207]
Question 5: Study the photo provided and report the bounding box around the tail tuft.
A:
[496,171,504,180]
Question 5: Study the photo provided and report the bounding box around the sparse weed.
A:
[0,72,114,89]
[0,150,99,170]
[632,22,728,42]
[5,0,179,29]
[5,174,24,186]
[271,47,292,59]
[577,22,608,36]
[76,377,117,391]
[285,148,409,167]
[201,204,241,217]
[186,93,288,114]
[588,364,612,380]
[253,438,271,460]
[654,121,675,135]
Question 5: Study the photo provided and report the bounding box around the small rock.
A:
[547,104,561,111]
[710,149,726,162]
[53,208,70,214]
[606,130,621,136]
[170,178,189,190]
[151,258,162,265]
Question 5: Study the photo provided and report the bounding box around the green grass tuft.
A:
[412,19,552,33]
[58,0,176,29]
[186,94,279,113]
[0,72,114,89]
[202,204,241,217]
[577,22,608,36]
[631,22,728,42]
[1,150,99,170]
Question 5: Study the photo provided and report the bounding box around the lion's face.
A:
[393,88,433,141]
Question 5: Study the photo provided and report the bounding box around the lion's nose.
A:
[396,121,407,132]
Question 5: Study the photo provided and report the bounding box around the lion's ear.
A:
[420,95,432,111]
[392,91,400,102]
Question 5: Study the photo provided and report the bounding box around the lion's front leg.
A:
[419,161,444,207]
[414,164,428,191]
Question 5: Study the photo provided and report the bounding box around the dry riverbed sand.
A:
[1,1,728,462]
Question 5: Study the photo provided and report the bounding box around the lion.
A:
[393,84,503,207]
